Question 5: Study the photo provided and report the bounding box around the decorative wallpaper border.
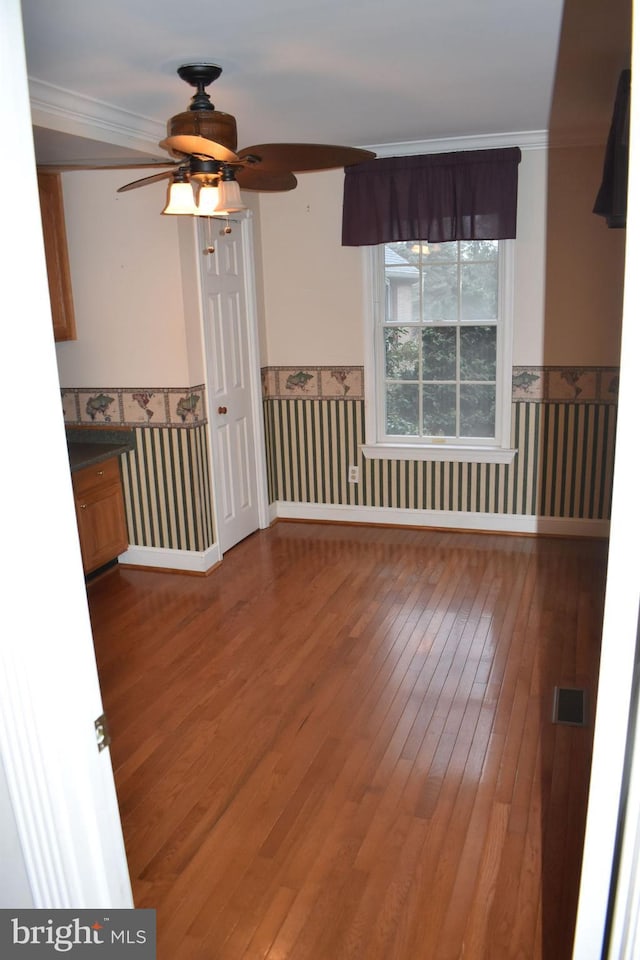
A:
[261,367,364,399]
[61,385,207,427]
[59,367,620,423]
[511,366,619,402]
[261,366,620,403]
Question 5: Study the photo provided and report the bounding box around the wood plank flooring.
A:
[88,522,608,959]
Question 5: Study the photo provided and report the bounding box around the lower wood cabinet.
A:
[72,457,128,574]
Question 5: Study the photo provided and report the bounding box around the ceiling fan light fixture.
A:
[197,183,221,216]
[215,171,246,213]
[163,179,198,215]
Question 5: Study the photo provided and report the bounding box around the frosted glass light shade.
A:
[215,179,246,213]
[163,181,198,215]
[197,184,221,216]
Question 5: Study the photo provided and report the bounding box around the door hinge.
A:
[94,713,111,752]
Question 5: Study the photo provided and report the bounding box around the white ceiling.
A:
[20,0,631,168]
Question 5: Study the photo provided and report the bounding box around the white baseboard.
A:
[117,506,609,573]
[274,501,610,538]
[117,542,222,573]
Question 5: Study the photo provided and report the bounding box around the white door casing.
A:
[199,214,269,554]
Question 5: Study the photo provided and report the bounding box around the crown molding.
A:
[29,76,606,162]
[28,76,166,157]
[364,129,549,156]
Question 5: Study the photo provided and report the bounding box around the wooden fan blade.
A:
[237,143,376,173]
[234,167,297,192]
[117,170,175,193]
[161,135,238,164]
[37,161,178,173]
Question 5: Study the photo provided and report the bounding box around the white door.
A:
[1,0,133,908]
[199,215,267,553]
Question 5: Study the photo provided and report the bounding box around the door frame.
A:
[195,211,271,556]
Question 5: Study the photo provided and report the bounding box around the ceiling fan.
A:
[117,63,376,213]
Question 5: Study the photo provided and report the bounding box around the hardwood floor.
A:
[88,522,608,960]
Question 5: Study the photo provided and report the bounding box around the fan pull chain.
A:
[202,216,234,255]
[202,216,216,255]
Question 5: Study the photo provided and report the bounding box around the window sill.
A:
[361,443,518,464]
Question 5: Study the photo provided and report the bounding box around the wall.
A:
[255,143,622,534]
[55,137,625,547]
[57,169,191,386]
[545,143,626,364]
[55,169,216,562]
[257,168,365,365]
[257,151,550,366]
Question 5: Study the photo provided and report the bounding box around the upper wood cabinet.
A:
[37,171,77,342]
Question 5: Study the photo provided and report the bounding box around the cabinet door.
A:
[74,480,128,574]
[37,171,77,342]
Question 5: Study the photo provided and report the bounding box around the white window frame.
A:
[361,240,517,464]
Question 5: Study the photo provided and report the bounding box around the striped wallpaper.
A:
[263,397,617,520]
[120,423,215,552]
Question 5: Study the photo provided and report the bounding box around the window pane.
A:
[460,262,498,319]
[460,384,496,437]
[459,240,498,261]
[460,326,496,380]
[384,327,419,379]
[388,241,420,262]
[385,246,421,322]
[422,242,457,262]
[422,384,456,436]
[423,264,457,321]
[375,239,507,446]
[423,327,457,380]
[386,383,419,435]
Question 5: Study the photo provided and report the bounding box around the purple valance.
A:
[593,69,630,229]
[342,146,522,246]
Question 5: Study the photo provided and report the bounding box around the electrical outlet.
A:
[348,465,359,483]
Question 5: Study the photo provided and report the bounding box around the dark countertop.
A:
[66,428,135,473]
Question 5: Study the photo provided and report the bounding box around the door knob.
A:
[218,406,228,414]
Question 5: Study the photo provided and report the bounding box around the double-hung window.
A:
[363,237,516,463]
[343,145,521,464]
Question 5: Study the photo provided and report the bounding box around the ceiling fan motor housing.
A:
[168,63,238,153]
[167,110,238,152]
